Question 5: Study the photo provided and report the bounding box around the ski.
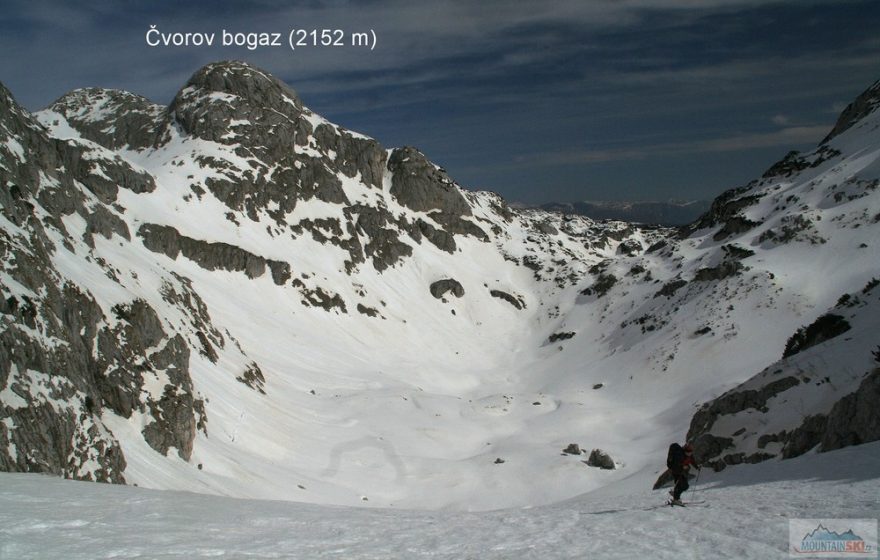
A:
[666,499,708,507]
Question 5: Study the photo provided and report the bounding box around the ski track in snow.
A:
[1,442,878,559]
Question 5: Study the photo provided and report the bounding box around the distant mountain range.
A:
[536,199,712,226]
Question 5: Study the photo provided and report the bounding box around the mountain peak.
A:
[169,60,305,147]
[50,87,157,112]
[174,60,303,114]
[45,87,165,149]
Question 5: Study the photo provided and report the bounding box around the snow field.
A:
[2,441,877,559]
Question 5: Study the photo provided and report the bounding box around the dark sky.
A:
[1,1,878,205]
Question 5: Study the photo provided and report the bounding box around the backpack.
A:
[667,443,684,469]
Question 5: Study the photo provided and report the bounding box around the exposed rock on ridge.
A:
[138,224,292,285]
[822,80,880,144]
[0,81,207,480]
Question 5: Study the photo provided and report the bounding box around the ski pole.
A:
[690,467,702,501]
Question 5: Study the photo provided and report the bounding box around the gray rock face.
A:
[712,216,761,242]
[782,313,851,359]
[430,279,465,299]
[758,214,825,246]
[414,219,457,253]
[654,279,687,299]
[47,88,168,151]
[65,146,157,205]
[387,147,471,216]
[0,83,131,482]
[83,205,131,248]
[687,279,880,470]
[356,303,381,318]
[0,79,211,482]
[237,362,267,394]
[761,150,812,179]
[143,380,202,460]
[616,239,643,256]
[692,260,744,282]
[0,287,130,484]
[490,290,525,310]
[97,299,203,462]
[138,224,291,285]
[159,272,226,359]
[688,376,801,439]
[96,300,165,418]
[691,434,734,464]
[586,448,615,470]
[43,62,490,282]
[171,60,306,151]
[170,62,311,221]
[299,285,348,313]
[562,443,582,455]
[822,80,880,144]
[548,332,575,343]
[820,368,880,451]
[536,221,558,235]
[580,273,617,298]
[687,186,762,237]
[429,211,489,242]
[169,62,366,226]
[313,123,387,190]
[709,369,880,464]
[352,206,413,272]
[781,414,828,459]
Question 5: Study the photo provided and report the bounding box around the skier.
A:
[667,442,700,506]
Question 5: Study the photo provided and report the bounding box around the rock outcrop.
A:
[429,279,465,299]
[138,224,292,285]
[0,80,206,480]
[586,449,615,470]
[821,80,880,144]
[687,280,880,470]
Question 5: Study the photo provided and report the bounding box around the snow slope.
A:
[2,441,878,559]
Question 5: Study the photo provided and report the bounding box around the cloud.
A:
[772,114,791,126]
[701,125,829,151]
[2,0,877,119]
[518,125,831,165]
